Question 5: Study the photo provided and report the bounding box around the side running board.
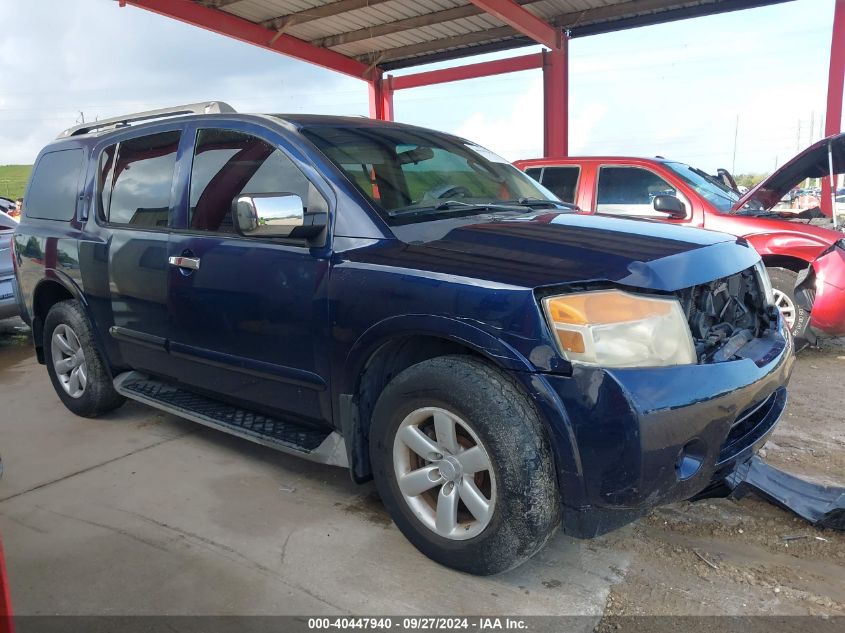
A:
[113,371,348,468]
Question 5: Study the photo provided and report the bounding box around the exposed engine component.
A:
[677,268,770,362]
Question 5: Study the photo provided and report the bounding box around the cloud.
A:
[0,0,367,164]
[0,0,837,175]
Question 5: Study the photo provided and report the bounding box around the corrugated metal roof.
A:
[197,0,792,69]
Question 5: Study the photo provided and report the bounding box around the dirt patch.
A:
[595,339,845,622]
[342,489,393,528]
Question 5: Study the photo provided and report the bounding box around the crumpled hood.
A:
[374,212,761,292]
[735,133,845,211]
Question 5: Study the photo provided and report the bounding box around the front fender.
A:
[744,232,830,261]
[341,315,586,502]
[341,313,536,395]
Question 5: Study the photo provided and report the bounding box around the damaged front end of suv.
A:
[680,262,781,363]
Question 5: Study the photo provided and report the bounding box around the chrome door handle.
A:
[168,256,200,271]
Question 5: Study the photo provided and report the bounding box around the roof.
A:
[515,155,674,165]
[47,105,459,145]
[187,0,794,70]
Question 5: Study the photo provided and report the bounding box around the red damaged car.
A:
[516,134,845,342]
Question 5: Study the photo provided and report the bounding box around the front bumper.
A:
[524,319,794,538]
[809,244,845,336]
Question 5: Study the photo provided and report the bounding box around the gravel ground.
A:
[594,338,845,622]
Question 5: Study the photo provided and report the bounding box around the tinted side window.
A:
[97,144,116,221]
[107,131,180,227]
[596,167,676,216]
[25,149,84,221]
[189,128,320,233]
[540,166,579,203]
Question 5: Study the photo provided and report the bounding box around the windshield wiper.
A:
[506,198,576,210]
[387,200,526,218]
[733,207,775,217]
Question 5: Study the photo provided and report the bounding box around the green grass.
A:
[0,165,32,201]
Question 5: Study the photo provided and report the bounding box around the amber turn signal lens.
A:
[556,329,585,353]
[544,291,672,325]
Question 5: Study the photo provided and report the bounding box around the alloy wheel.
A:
[392,407,496,540]
[51,324,88,398]
[772,288,796,329]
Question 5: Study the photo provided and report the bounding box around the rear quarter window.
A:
[523,166,579,203]
[25,148,84,221]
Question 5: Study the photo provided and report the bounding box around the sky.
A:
[0,0,839,174]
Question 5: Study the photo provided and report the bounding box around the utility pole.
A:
[810,111,815,144]
[809,111,815,187]
[731,114,739,174]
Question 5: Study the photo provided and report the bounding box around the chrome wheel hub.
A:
[772,288,796,329]
[393,407,496,540]
[51,324,88,399]
[436,456,462,482]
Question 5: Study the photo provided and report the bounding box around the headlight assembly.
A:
[542,290,697,368]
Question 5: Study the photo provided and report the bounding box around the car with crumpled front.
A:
[517,135,845,344]
[14,110,793,575]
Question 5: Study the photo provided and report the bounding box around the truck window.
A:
[25,149,84,221]
[105,130,181,228]
[596,166,676,217]
[188,128,323,233]
[302,125,554,223]
[538,166,579,203]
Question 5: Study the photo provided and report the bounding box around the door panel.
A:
[167,236,329,421]
[101,129,181,376]
[167,127,332,425]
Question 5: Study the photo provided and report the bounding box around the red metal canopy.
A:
[120,0,842,165]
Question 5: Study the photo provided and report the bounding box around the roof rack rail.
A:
[57,101,237,139]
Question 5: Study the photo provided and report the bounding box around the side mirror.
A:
[234,193,326,239]
[652,194,687,219]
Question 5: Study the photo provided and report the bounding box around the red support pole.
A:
[391,53,544,91]
[467,0,559,49]
[123,0,370,79]
[821,0,845,216]
[543,34,569,158]
[368,72,394,121]
[0,537,14,633]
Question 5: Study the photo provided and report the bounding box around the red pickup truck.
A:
[516,134,845,342]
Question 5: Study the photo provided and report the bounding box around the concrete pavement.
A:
[0,322,627,616]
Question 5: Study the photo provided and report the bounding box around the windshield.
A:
[664,162,740,213]
[301,124,559,225]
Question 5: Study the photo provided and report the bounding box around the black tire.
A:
[766,267,809,335]
[43,300,125,418]
[369,355,560,575]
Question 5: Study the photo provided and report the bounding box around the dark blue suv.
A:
[13,102,793,574]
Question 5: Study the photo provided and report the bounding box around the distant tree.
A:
[733,173,770,188]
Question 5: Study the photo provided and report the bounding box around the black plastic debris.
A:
[726,455,844,530]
